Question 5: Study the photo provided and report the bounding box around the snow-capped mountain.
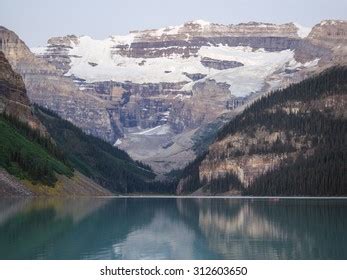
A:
[32,20,321,89]
[8,20,347,172]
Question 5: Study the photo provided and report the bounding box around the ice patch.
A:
[165,24,184,35]
[33,36,319,98]
[294,23,312,38]
[132,125,171,136]
[149,24,184,37]
[114,139,122,146]
[184,46,305,97]
[174,93,192,100]
[190,19,211,26]
[110,33,135,46]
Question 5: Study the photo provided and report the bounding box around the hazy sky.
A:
[1,0,346,47]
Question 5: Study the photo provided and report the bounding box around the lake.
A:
[0,197,346,259]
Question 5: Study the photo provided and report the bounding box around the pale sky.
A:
[0,0,346,47]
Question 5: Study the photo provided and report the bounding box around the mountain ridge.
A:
[0,50,162,196]
[1,20,346,173]
[177,66,347,196]
[0,26,118,143]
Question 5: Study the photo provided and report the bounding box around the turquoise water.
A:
[0,197,346,259]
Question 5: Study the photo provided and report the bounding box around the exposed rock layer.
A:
[0,26,118,142]
[176,67,347,194]
[0,51,45,132]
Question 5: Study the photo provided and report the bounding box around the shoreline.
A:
[2,194,347,199]
[95,195,347,199]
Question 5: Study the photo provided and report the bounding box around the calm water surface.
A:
[0,197,346,259]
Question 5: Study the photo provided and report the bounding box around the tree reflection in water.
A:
[0,197,346,259]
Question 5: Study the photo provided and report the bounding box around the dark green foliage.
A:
[244,144,347,196]
[35,106,175,194]
[202,172,243,195]
[0,206,73,259]
[242,68,347,196]
[191,117,226,156]
[179,66,347,196]
[1,113,69,165]
[177,153,243,194]
[177,153,207,194]
[249,137,296,155]
[218,66,347,140]
[135,160,153,172]
[0,115,73,186]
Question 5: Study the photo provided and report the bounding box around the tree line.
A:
[177,66,347,196]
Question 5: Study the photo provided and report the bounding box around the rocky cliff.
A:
[0,51,45,133]
[0,26,118,142]
[307,20,347,63]
[0,52,113,195]
[177,67,347,196]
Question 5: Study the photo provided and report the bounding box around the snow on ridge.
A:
[136,19,212,37]
[110,33,135,45]
[147,24,184,37]
[68,36,114,65]
[183,46,306,97]
[293,22,312,38]
[165,24,184,35]
[319,19,345,26]
[65,38,319,98]
[190,19,211,26]
[32,28,320,99]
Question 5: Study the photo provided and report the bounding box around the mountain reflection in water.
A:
[0,197,346,259]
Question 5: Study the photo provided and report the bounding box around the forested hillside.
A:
[36,106,174,194]
[0,50,172,195]
[0,114,73,186]
[177,67,347,196]
[0,50,73,188]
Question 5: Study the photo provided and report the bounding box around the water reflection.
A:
[111,212,197,259]
[0,197,346,259]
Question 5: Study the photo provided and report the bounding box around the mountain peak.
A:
[187,19,211,26]
[319,19,346,26]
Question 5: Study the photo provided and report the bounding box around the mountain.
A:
[0,26,118,143]
[0,51,160,196]
[0,51,46,133]
[34,106,159,193]
[177,66,347,196]
[2,20,346,173]
[0,50,111,195]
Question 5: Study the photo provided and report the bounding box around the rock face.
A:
[200,57,244,70]
[198,130,293,187]
[170,79,232,132]
[176,67,347,195]
[0,51,111,196]
[0,51,45,133]
[6,20,347,172]
[114,21,308,58]
[0,168,33,196]
[307,20,347,64]
[308,20,347,43]
[0,26,118,142]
